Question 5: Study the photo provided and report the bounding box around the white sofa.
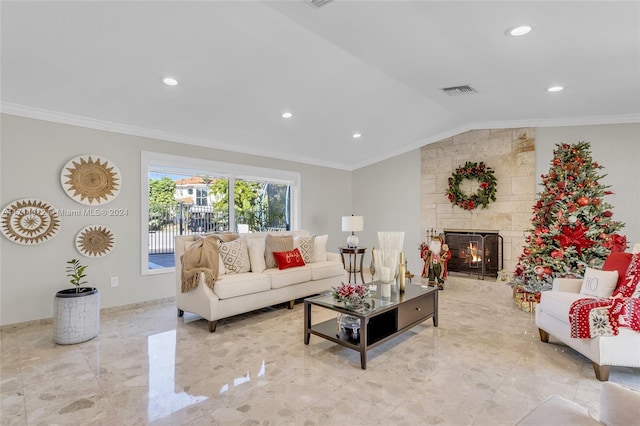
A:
[174,231,347,332]
[535,277,640,381]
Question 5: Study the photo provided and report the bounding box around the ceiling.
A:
[2,1,639,171]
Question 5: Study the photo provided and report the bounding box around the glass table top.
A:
[306,282,435,316]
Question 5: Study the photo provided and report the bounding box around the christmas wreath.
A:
[446,161,497,210]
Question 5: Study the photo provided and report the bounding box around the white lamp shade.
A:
[342,216,364,232]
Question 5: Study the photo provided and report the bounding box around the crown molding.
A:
[0,102,352,171]
[2,102,638,172]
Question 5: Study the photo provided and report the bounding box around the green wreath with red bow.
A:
[446,161,497,211]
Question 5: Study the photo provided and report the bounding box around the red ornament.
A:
[594,216,600,222]
[543,267,553,276]
[550,250,564,259]
[557,181,566,190]
[577,196,590,206]
[592,198,600,206]
[553,158,561,166]
[535,237,543,245]
[603,211,613,217]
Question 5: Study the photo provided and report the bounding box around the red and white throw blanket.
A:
[569,297,640,338]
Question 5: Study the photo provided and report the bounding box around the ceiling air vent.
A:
[306,0,334,8]
[441,85,477,96]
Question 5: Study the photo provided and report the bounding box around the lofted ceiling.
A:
[1,1,639,170]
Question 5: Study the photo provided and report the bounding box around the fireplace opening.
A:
[443,229,503,279]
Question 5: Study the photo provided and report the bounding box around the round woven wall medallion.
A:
[61,155,121,205]
[1,199,60,245]
[75,225,115,257]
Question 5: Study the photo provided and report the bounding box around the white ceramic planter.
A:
[53,288,100,344]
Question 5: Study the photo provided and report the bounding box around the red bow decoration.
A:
[553,223,594,255]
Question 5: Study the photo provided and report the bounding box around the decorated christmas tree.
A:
[512,142,627,293]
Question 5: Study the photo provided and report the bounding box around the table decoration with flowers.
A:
[332,282,371,310]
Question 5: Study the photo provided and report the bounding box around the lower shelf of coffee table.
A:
[310,308,397,347]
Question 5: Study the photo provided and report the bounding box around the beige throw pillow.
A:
[265,234,293,269]
[219,239,250,274]
[580,267,618,298]
[313,235,328,262]
[295,235,315,264]
[247,237,266,273]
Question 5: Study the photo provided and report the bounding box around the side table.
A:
[339,246,367,284]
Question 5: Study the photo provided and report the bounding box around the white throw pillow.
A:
[580,267,618,298]
[313,235,328,262]
[247,237,266,273]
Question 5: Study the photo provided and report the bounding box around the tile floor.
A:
[1,276,639,425]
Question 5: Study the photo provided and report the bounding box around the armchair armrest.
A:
[552,278,583,293]
[327,252,340,262]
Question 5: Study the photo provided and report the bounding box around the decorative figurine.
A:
[421,236,451,290]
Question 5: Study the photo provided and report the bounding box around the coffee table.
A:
[304,282,438,369]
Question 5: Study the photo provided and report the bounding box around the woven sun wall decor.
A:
[61,155,121,205]
[75,225,115,257]
[1,199,61,245]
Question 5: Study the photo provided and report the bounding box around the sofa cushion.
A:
[580,267,618,298]
[247,237,266,273]
[265,266,312,289]
[309,260,344,281]
[294,235,315,263]
[313,235,328,262]
[540,290,586,322]
[213,273,271,299]
[273,248,306,270]
[265,234,293,269]
[603,252,633,290]
[219,238,250,274]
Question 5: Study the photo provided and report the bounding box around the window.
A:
[141,152,300,274]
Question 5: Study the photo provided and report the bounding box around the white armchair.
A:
[536,276,640,380]
[517,381,640,425]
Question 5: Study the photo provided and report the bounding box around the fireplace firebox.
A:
[443,229,503,280]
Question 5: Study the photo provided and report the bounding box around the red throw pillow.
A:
[603,251,633,290]
[612,253,640,298]
[273,248,306,270]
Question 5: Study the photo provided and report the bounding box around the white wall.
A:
[0,114,351,325]
[536,124,640,245]
[351,150,422,279]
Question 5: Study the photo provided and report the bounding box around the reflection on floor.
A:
[2,276,638,425]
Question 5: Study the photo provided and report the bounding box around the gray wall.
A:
[1,114,637,326]
[351,150,422,278]
[0,114,351,325]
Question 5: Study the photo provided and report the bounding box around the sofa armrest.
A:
[599,382,640,426]
[552,278,583,293]
[327,252,340,262]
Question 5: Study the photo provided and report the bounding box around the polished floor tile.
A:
[1,276,638,425]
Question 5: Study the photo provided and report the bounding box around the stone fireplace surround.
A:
[420,128,536,275]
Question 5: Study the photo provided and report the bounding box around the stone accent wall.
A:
[420,128,536,273]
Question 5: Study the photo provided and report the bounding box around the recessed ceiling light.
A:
[163,77,178,86]
[281,112,293,119]
[352,133,362,139]
[547,86,564,92]
[506,25,533,37]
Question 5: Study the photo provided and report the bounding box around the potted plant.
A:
[53,259,100,344]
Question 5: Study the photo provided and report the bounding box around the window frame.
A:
[141,151,301,275]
